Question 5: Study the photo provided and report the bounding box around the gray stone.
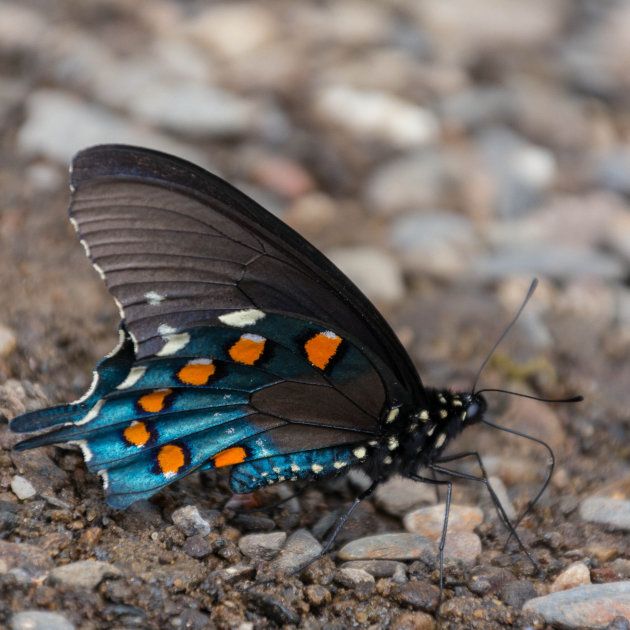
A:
[374,476,435,517]
[403,504,483,540]
[10,475,37,500]
[315,85,438,149]
[11,611,75,630]
[334,567,375,595]
[326,246,405,303]
[270,529,322,573]
[48,560,122,589]
[442,532,482,568]
[0,541,53,582]
[182,535,213,559]
[523,582,630,629]
[580,497,630,531]
[171,505,212,537]
[341,560,407,579]
[238,532,287,560]
[338,533,434,562]
[17,90,205,166]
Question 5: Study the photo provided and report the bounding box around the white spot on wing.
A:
[97,469,109,490]
[79,239,91,258]
[312,463,324,473]
[158,324,177,337]
[435,433,447,448]
[386,408,399,424]
[145,291,166,306]
[219,309,266,327]
[353,446,367,459]
[242,333,265,343]
[113,297,125,320]
[116,365,148,390]
[157,332,191,356]
[333,461,348,469]
[76,398,105,426]
[92,263,106,281]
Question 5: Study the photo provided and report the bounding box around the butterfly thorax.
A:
[364,389,487,481]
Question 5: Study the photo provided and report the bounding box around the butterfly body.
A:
[10,144,486,511]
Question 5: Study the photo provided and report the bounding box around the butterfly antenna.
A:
[472,278,539,395]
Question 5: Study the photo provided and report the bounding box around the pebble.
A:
[270,529,322,573]
[442,531,482,568]
[499,579,537,609]
[326,246,405,303]
[338,533,434,562]
[238,532,287,560]
[391,581,440,612]
[315,85,439,149]
[389,211,477,277]
[17,90,204,166]
[478,476,517,522]
[551,562,591,592]
[182,535,213,559]
[0,324,17,358]
[171,505,212,537]
[207,564,255,585]
[523,581,630,628]
[374,477,436,516]
[10,475,37,500]
[10,611,75,630]
[580,497,630,531]
[304,584,332,607]
[334,567,375,596]
[48,560,122,589]
[467,566,515,596]
[0,540,53,582]
[390,610,436,630]
[341,560,407,579]
[403,504,483,540]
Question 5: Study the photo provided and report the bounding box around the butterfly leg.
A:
[407,473,454,614]
[428,453,542,576]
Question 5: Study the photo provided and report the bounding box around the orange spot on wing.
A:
[123,421,150,447]
[212,446,247,468]
[228,334,266,365]
[138,388,172,413]
[304,331,342,370]
[157,444,186,476]
[177,360,216,385]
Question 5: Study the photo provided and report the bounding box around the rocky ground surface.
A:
[1,1,630,628]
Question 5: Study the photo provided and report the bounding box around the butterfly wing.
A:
[11,144,423,507]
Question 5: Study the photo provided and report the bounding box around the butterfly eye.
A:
[466,395,487,422]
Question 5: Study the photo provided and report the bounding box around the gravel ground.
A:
[1,1,630,628]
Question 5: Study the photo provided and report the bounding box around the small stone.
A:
[468,566,515,596]
[0,540,53,582]
[580,497,630,531]
[0,324,17,358]
[10,611,75,630]
[550,562,591,593]
[10,476,37,500]
[304,584,332,607]
[171,505,212,537]
[392,581,440,612]
[334,567,375,596]
[338,533,434,562]
[390,610,436,630]
[479,476,517,522]
[238,532,287,560]
[48,560,122,589]
[499,579,537,609]
[403,504,483,540]
[326,246,405,303]
[270,529,322,573]
[442,532,482,568]
[315,85,439,149]
[182,535,213,559]
[208,564,255,585]
[374,477,436,517]
[341,560,407,578]
[523,582,630,628]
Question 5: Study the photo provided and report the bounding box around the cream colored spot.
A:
[435,433,447,448]
[368,440,378,446]
[77,398,104,426]
[388,437,399,451]
[461,410,467,421]
[116,365,148,390]
[419,410,429,421]
[290,463,301,473]
[333,461,347,469]
[353,446,367,459]
[312,463,324,474]
[386,408,400,424]
[452,399,463,407]
[157,332,191,356]
[383,456,393,465]
[272,467,281,474]
[219,309,266,327]
[426,425,436,436]
[93,263,106,281]
[439,395,447,404]
[440,409,448,419]
[145,291,165,306]
[407,423,418,433]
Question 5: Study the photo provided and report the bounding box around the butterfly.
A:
[11,145,574,603]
